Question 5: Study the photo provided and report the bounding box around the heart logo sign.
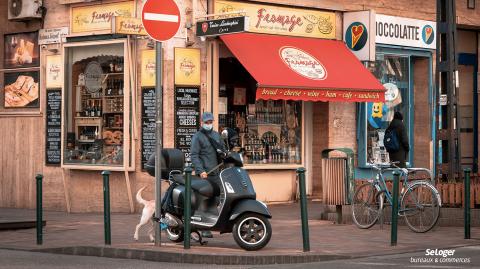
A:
[345,22,368,51]
[279,46,327,80]
[202,22,208,33]
[422,25,434,45]
[351,25,364,48]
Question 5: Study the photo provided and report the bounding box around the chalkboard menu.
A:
[141,88,156,169]
[45,89,62,165]
[175,87,200,162]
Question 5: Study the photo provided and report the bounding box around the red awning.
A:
[220,33,385,102]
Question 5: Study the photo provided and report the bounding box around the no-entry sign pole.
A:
[154,41,163,247]
[142,0,181,247]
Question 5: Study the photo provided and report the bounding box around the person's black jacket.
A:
[386,118,409,167]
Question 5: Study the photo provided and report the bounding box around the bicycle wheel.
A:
[401,181,440,233]
[352,182,384,229]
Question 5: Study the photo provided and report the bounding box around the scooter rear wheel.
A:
[233,213,271,251]
[166,226,184,242]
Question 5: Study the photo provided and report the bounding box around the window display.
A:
[219,90,302,165]
[63,43,127,166]
[366,54,410,164]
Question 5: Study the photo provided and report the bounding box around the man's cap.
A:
[202,112,214,122]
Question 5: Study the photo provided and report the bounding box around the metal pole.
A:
[102,171,111,245]
[391,171,400,246]
[184,165,192,249]
[36,174,43,245]
[464,168,471,239]
[155,41,163,246]
[297,167,310,252]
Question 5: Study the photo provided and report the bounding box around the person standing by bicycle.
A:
[384,111,409,168]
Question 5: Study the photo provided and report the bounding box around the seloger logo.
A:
[422,25,434,45]
[345,22,368,51]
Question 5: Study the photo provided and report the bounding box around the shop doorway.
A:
[217,55,303,166]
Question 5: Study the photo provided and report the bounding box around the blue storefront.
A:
[344,13,437,178]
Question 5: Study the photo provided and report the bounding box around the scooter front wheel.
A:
[233,213,272,251]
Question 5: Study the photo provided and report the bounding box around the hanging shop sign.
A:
[196,16,248,37]
[214,0,335,39]
[376,14,436,49]
[45,89,62,165]
[343,10,376,62]
[174,48,201,86]
[39,27,69,45]
[174,86,200,162]
[141,87,156,169]
[84,61,103,93]
[71,1,135,34]
[141,50,156,87]
[112,16,147,35]
[46,55,62,88]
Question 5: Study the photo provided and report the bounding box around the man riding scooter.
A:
[190,112,225,238]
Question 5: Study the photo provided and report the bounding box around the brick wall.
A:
[413,58,432,169]
[312,102,329,196]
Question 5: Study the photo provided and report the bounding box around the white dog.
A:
[134,186,156,242]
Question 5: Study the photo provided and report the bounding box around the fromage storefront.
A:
[1,0,437,212]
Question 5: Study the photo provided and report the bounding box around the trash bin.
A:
[321,148,354,223]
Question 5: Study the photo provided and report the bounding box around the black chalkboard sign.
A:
[141,87,156,169]
[174,87,200,162]
[45,89,62,165]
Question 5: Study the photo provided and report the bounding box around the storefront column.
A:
[304,102,313,195]
[206,40,219,128]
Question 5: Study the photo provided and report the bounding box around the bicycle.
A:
[352,162,441,233]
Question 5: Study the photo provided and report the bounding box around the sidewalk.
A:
[1,202,479,264]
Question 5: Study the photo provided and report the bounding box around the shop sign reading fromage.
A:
[46,55,62,88]
[174,48,201,86]
[113,16,147,35]
[141,50,156,87]
[280,47,327,80]
[71,1,135,34]
[214,0,335,39]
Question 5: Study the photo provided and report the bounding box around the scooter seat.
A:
[172,174,214,198]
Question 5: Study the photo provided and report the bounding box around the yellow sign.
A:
[112,16,147,35]
[174,48,201,86]
[141,50,156,87]
[71,1,135,34]
[46,55,62,88]
[214,0,336,39]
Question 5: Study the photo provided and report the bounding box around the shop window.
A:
[218,58,302,165]
[62,42,130,168]
[359,54,411,166]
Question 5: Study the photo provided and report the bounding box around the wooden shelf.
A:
[103,111,123,114]
[104,127,123,130]
[104,95,124,98]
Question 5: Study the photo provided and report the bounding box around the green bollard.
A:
[297,167,310,252]
[391,171,400,246]
[464,168,471,239]
[36,174,43,245]
[102,171,111,245]
[184,165,192,249]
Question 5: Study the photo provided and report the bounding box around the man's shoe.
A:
[200,230,213,238]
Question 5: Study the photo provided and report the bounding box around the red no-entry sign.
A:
[142,0,181,42]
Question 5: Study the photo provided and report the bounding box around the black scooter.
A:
[145,147,272,251]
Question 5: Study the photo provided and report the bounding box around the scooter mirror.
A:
[221,129,229,139]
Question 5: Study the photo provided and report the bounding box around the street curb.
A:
[32,246,352,265]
